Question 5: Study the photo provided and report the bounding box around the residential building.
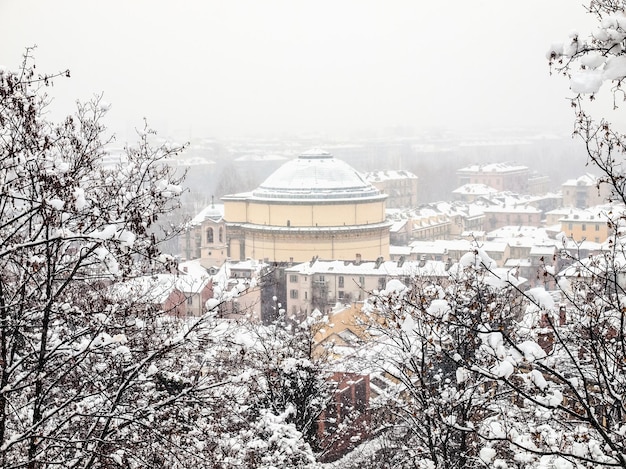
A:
[457,162,530,193]
[452,183,499,202]
[482,205,542,231]
[211,259,265,321]
[561,173,610,208]
[559,207,612,243]
[284,258,450,317]
[109,271,213,318]
[365,169,419,209]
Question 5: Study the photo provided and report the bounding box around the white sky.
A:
[0,1,603,141]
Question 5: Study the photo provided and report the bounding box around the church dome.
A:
[252,149,382,201]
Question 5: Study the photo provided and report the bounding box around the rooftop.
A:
[248,149,384,202]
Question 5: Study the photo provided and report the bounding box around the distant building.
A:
[527,172,551,195]
[211,259,265,321]
[452,183,499,203]
[457,162,530,193]
[410,207,451,241]
[284,257,449,317]
[109,271,213,318]
[222,149,391,263]
[482,205,542,231]
[559,206,613,243]
[364,169,418,209]
[561,173,610,208]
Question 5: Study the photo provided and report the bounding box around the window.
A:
[338,291,344,299]
[359,276,365,285]
[582,224,586,231]
[290,275,298,283]
[595,224,600,231]
[218,227,223,243]
[568,223,573,230]
[318,275,325,283]
[338,276,344,288]
[378,277,386,290]
[187,296,193,305]
[206,228,214,243]
[304,291,308,300]
[290,289,298,299]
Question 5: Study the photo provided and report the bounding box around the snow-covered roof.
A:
[409,239,472,253]
[558,206,611,222]
[247,149,385,202]
[487,226,552,241]
[482,205,541,214]
[480,241,508,253]
[390,219,409,232]
[457,162,529,173]
[365,169,418,182]
[190,203,224,225]
[109,273,210,305]
[529,245,558,256]
[389,245,411,256]
[559,252,626,278]
[285,259,449,278]
[562,173,599,187]
[452,183,499,196]
[179,259,211,277]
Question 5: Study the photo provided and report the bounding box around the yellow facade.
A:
[561,219,610,243]
[240,226,390,263]
[229,199,386,228]
[222,150,391,263]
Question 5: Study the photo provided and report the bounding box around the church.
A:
[221,148,391,264]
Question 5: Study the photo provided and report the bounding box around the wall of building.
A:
[243,228,390,264]
[561,218,610,243]
[238,199,386,227]
[483,209,542,231]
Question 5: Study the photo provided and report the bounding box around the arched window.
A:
[218,227,223,243]
[206,228,214,244]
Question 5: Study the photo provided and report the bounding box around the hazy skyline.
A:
[0,1,607,142]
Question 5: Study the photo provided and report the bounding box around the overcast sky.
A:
[0,1,604,142]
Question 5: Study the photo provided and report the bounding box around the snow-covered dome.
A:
[190,203,224,225]
[251,149,383,201]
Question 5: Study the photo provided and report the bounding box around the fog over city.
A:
[0,1,609,141]
[7,2,626,467]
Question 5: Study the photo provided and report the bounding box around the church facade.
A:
[222,149,391,263]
